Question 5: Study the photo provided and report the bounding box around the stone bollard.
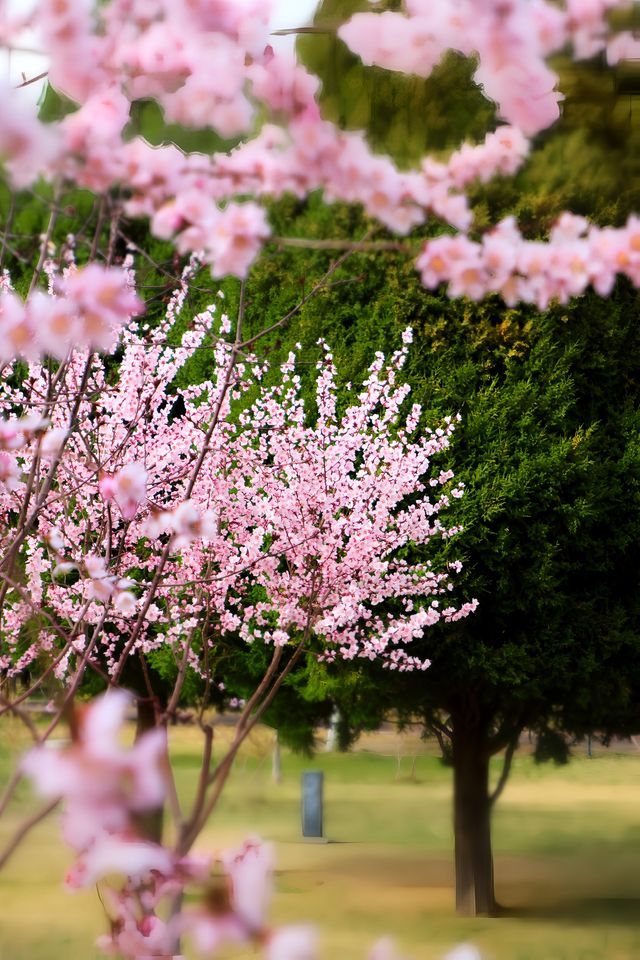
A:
[301,770,324,839]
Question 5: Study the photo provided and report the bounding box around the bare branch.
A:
[0,798,60,871]
[15,70,48,90]
[489,732,520,808]
[273,237,412,253]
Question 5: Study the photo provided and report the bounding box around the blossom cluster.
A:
[224,339,478,670]
[144,499,219,550]
[21,691,168,889]
[0,0,636,297]
[0,257,474,682]
[417,213,640,307]
[22,692,319,959]
[339,0,622,136]
[0,263,142,363]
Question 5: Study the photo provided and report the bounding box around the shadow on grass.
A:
[499,896,640,926]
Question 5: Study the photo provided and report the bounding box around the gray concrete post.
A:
[301,770,324,838]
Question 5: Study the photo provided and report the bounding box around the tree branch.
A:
[489,732,520,808]
[0,798,60,871]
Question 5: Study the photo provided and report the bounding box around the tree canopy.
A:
[219,189,640,913]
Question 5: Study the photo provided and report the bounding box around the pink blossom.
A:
[222,838,274,933]
[67,835,174,889]
[369,939,405,960]
[144,499,218,547]
[39,427,69,459]
[114,590,137,616]
[606,31,640,65]
[22,691,169,900]
[96,911,176,959]
[442,946,483,960]
[63,265,143,352]
[0,80,60,187]
[99,463,148,520]
[45,526,65,552]
[0,415,47,450]
[0,290,36,364]
[84,554,113,601]
[62,87,131,158]
[186,911,246,956]
[206,203,271,279]
[266,926,319,960]
[27,291,79,360]
[1,265,142,362]
[531,0,567,54]
[339,11,448,77]
[0,451,20,491]
[248,53,320,118]
[83,554,137,611]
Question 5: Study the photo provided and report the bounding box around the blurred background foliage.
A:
[300,0,640,226]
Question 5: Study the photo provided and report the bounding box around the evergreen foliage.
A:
[227,193,640,762]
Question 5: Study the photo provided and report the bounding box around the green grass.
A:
[2,720,640,959]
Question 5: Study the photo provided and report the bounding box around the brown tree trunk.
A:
[135,697,164,844]
[272,730,282,784]
[452,714,496,917]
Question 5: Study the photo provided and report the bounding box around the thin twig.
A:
[182,723,213,841]
[15,70,48,90]
[28,183,61,297]
[239,245,362,351]
[271,26,334,36]
[0,768,24,819]
[272,236,411,253]
[0,798,60,870]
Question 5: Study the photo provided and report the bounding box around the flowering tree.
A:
[0,255,474,687]
[0,239,475,954]
[0,0,638,950]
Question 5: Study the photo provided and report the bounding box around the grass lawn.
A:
[2,718,640,959]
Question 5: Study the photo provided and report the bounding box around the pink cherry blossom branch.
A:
[109,300,245,684]
[0,590,95,718]
[0,353,93,579]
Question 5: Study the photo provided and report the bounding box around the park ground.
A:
[1,718,640,960]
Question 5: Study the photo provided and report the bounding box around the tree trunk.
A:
[135,697,164,844]
[272,730,282,784]
[452,715,496,917]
